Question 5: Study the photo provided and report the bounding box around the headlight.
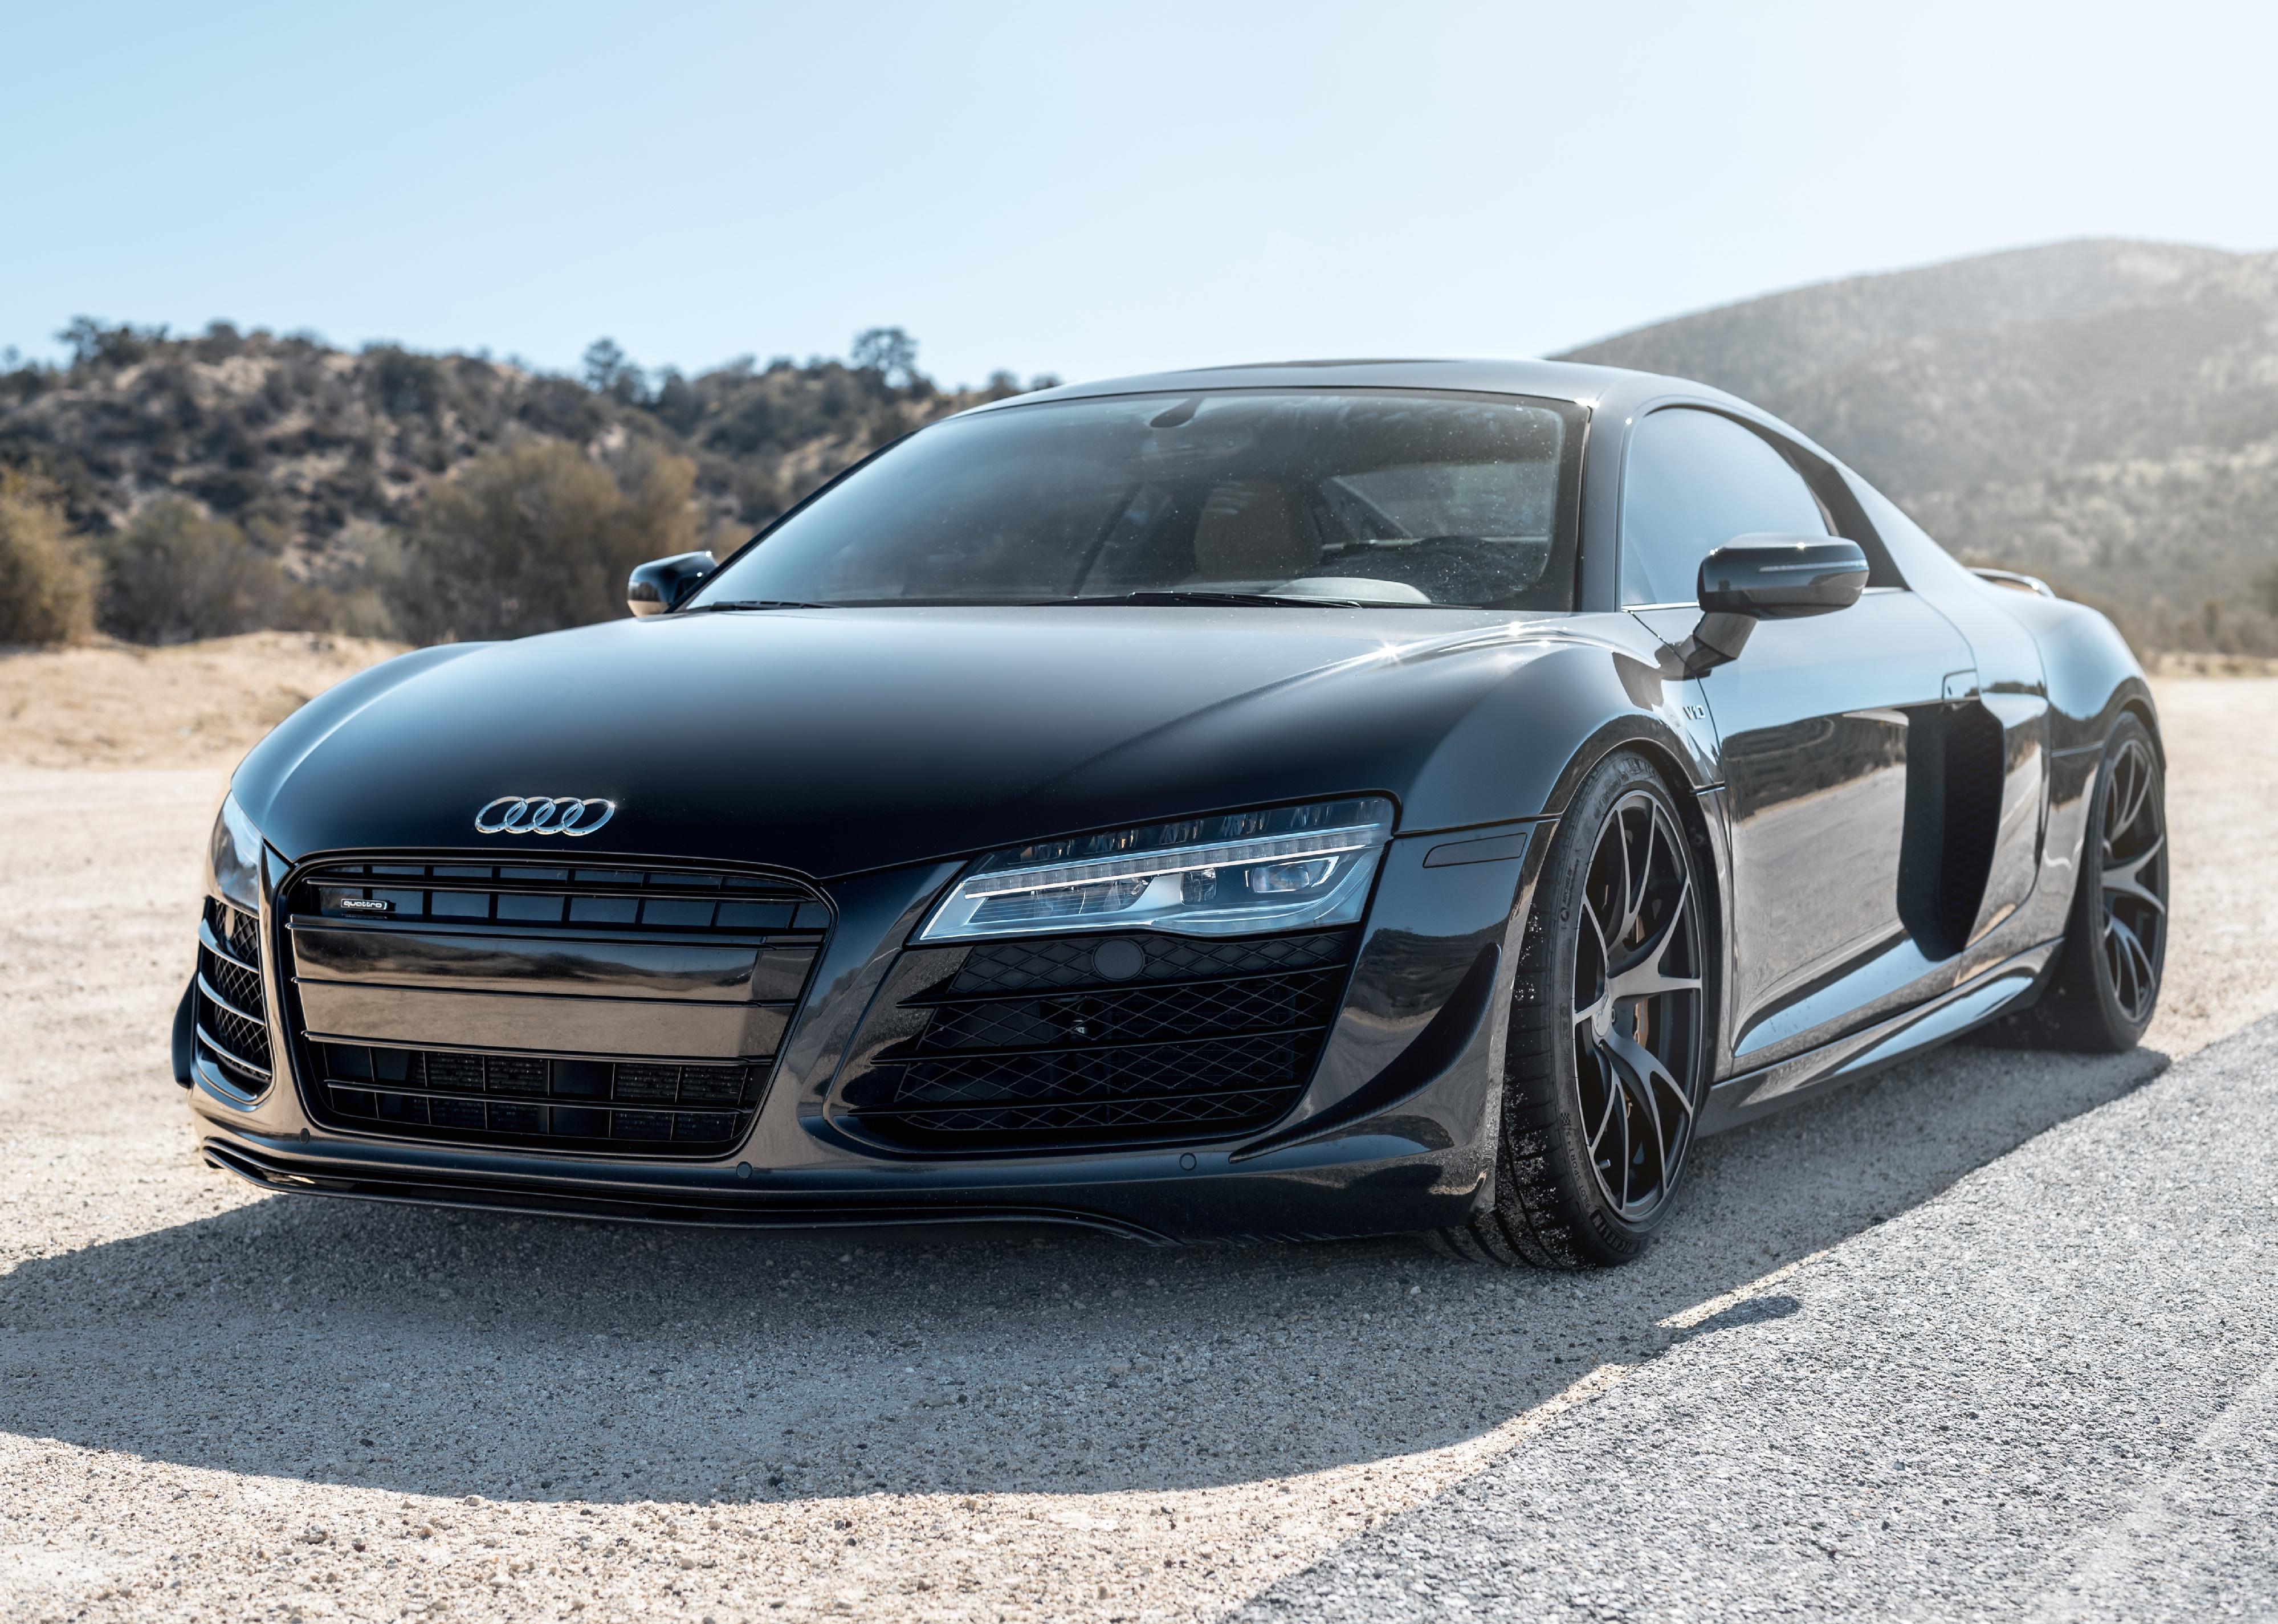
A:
[208,791,266,912]
[918,797,1394,942]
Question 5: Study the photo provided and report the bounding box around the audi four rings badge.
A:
[473,796,617,837]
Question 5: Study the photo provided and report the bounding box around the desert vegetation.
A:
[0,471,95,645]
[0,321,1049,647]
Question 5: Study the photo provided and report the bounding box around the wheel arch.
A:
[2118,691,2164,765]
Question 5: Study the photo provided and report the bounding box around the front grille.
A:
[194,897,272,1096]
[317,1045,765,1152]
[838,929,1355,1152]
[282,860,829,1158]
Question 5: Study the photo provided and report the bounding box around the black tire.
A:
[2004,712,2167,1051]
[1441,750,1711,1268]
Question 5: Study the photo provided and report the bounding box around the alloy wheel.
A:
[1571,789,1707,1222]
[2098,735,2166,1026]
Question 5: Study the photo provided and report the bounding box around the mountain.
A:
[1556,239,2278,634]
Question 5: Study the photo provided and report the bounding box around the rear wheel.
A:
[2007,713,2167,1051]
[1441,751,1710,1268]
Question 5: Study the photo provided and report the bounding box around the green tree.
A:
[394,441,699,642]
[850,327,918,386]
[582,337,645,402]
[0,472,95,645]
[99,498,287,643]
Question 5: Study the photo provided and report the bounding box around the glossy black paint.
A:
[1697,537,1869,618]
[625,549,717,615]
[191,358,2157,1241]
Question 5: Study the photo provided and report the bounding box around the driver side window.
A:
[1621,408,1828,605]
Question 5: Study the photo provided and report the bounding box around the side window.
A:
[1621,408,1828,605]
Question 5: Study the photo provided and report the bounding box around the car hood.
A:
[236,606,1577,880]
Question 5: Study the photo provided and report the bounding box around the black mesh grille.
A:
[318,1045,767,1153]
[199,946,263,1017]
[281,859,825,1159]
[918,970,1343,1052]
[194,897,271,1094]
[948,931,1351,993]
[842,929,1355,1152]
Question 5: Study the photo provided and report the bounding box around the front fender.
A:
[1400,621,1718,831]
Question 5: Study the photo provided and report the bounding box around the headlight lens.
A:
[208,791,266,912]
[918,797,1394,942]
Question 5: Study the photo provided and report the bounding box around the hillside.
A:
[0,324,1030,585]
[1558,240,2278,637]
[8,244,2276,653]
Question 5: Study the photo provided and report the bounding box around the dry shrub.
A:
[393,441,699,642]
[99,497,288,643]
[0,471,96,646]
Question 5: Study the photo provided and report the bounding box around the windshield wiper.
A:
[1067,590,1371,609]
[687,599,838,612]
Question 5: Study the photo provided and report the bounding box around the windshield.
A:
[687,389,1586,611]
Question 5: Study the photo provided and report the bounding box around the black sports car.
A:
[177,360,2166,1265]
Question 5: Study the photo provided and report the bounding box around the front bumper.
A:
[188,823,1544,1243]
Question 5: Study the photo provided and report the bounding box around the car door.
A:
[1620,406,1977,1068]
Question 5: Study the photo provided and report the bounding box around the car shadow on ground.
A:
[0,1038,2163,1508]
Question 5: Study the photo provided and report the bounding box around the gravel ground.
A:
[0,677,2272,1623]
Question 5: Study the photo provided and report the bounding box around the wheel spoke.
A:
[2109,915,2154,1018]
[2102,835,2166,917]
[2117,748,2152,840]
[1604,1039,1670,1202]
[1574,897,1612,1031]
[1606,877,1700,1000]
[1614,812,1642,944]
[1611,1067,1635,1207]
[1631,813,1661,941]
[1606,1029,1694,1123]
[1586,1055,1619,1153]
[1582,892,1614,966]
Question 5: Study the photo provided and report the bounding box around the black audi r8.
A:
[176,360,2166,1265]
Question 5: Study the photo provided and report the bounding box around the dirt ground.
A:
[0,632,406,770]
[0,639,2272,1624]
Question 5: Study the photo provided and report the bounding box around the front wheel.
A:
[1441,751,1711,1268]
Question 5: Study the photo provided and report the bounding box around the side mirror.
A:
[626,550,717,617]
[1678,536,1868,674]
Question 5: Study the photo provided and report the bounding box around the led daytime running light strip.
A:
[963,826,1378,900]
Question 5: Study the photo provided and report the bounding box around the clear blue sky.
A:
[7,1,2275,389]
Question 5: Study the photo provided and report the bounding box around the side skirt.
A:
[1698,937,2063,1135]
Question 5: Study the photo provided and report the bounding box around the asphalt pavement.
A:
[1239,1015,2278,1623]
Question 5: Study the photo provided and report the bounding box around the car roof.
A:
[963,357,1749,417]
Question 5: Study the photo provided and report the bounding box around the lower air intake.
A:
[836,929,1355,1153]
[194,897,272,1097]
